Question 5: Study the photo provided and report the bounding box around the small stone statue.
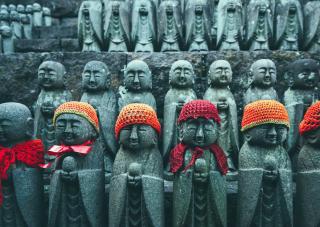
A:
[204,60,239,171]
[26,5,33,27]
[246,0,274,50]
[211,0,219,48]
[32,3,43,27]
[34,61,72,154]
[0,9,10,27]
[80,61,117,174]
[0,25,14,54]
[131,0,157,52]
[0,102,45,227]
[163,60,197,170]
[8,4,16,13]
[216,0,243,50]
[10,10,22,39]
[275,0,303,51]
[21,14,32,39]
[303,1,320,52]
[103,0,130,52]
[244,59,278,105]
[16,4,25,19]
[238,100,293,227]
[78,1,103,52]
[48,102,106,227]
[42,7,52,27]
[158,0,183,52]
[118,59,157,111]
[109,103,164,227]
[0,5,7,11]
[170,100,228,227]
[297,101,320,227]
[185,0,212,51]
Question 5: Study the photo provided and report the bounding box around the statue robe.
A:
[244,86,278,105]
[303,1,320,51]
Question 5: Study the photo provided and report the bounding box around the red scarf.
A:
[170,143,228,175]
[0,139,44,205]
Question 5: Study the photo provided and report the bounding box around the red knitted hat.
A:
[241,100,290,131]
[178,100,221,124]
[115,103,161,139]
[299,101,320,135]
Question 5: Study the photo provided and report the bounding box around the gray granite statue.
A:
[158,0,183,52]
[163,60,197,171]
[16,4,25,19]
[109,103,164,227]
[0,9,10,27]
[244,59,278,105]
[80,61,117,175]
[204,60,239,171]
[118,59,157,111]
[8,4,16,13]
[238,100,293,227]
[0,102,45,227]
[246,0,274,50]
[34,61,72,154]
[43,7,52,27]
[1,25,14,54]
[78,1,103,52]
[303,0,320,52]
[216,0,243,50]
[10,10,22,39]
[21,14,32,39]
[26,5,33,27]
[103,0,130,52]
[275,0,303,51]
[131,0,157,52]
[170,100,228,227]
[32,3,43,27]
[185,0,212,51]
[48,101,106,227]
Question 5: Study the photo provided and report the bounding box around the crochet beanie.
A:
[299,101,320,135]
[53,101,99,132]
[241,100,289,132]
[115,103,161,139]
[178,100,221,124]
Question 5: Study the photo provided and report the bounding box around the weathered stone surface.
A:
[60,38,79,52]
[33,25,77,39]
[14,39,60,52]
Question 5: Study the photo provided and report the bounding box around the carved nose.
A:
[133,74,140,84]
[267,126,277,137]
[130,126,138,142]
[196,126,204,141]
[89,74,95,83]
[64,123,73,133]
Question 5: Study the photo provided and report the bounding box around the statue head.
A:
[0,9,9,20]
[17,4,25,13]
[38,61,66,90]
[10,10,20,21]
[124,60,152,92]
[8,4,16,12]
[115,103,161,150]
[250,59,276,88]
[20,14,30,24]
[0,5,8,11]
[53,102,99,146]
[111,1,120,15]
[138,2,149,15]
[242,100,290,147]
[178,100,220,147]
[26,5,33,14]
[42,7,51,16]
[82,61,111,92]
[1,25,12,37]
[287,59,320,89]
[33,3,42,12]
[208,60,232,87]
[0,102,33,147]
[169,60,195,88]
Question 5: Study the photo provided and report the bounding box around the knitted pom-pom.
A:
[299,101,320,135]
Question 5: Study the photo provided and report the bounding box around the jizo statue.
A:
[20,14,32,39]
[0,102,45,227]
[244,59,278,105]
[303,0,320,52]
[48,102,106,227]
[42,7,52,27]
[1,25,14,54]
[25,5,33,27]
[204,60,239,171]
[118,59,157,111]
[163,60,197,171]
[0,9,9,27]
[170,100,228,227]
[238,100,293,227]
[8,4,16,13]
[32,3,43,27]
[109,103,164,227]
[10,10,22,39]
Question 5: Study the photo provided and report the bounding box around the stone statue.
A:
[216,0,243,50]
[158,0,183,52]
[78,1,103,52]
[103,0,130,52]
[48,102,106,227]
[16,4,25,19]
[80,61,117,175]
[131,0,157,52]
[0,5,7,11]
[32,3,43,27]
[21,14,32,39]
[163,60,197,171]
[284,59,319,159]
[43,7,52,27]
[118,59,157,111]
[0,9,10,27]
[211,0,219,47]
[34,61,72,154]
[246,0,274,50]
[244,59,278,105]
[170,100,228,227]
[296,101,320,227]
[0,25,14,54]
[275,0,303,51]
[185,0,212,51]
[8,4,16,13]
[203,60,239,171]
[10,10,22,39]
[26,5,33,27]
[303,1,320,52]
[238,100,293,227]
[0,102,45,227]
[109,103,164,227]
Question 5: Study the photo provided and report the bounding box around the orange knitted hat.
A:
[241,100,290,131]
[115,103,161,139]
[299,101,320,135]
[53,101,99,132]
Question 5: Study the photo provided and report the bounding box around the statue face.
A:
[17,5,25,13]
[1,25,11,36]
[170,61,195,88]
[38,61,65,89]
[82,61,110,91]
[20,15,29,24]
[251,60,276,88]
[166,5,173,15]
[55,114,97,146]
[26,5,33,13]
[112,3,120,15]
[139,3,148,15]
[8,4,15,12]
[124,61,152,91]
[209,60,232,87]
[0,10,9,20]
[181,118,218,147]
[304,128,320,147]
[119,124,158,150]
[33,3,41,12]
[195,5,203,14]
[292,64,319,89]
[43,7,50,15]
[10,11,19,21]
